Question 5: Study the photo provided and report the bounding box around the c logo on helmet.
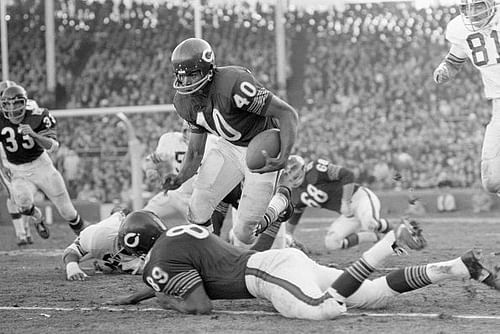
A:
[202,49,213,63]
[124,232,140,248]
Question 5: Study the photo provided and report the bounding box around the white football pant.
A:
[143,176,194,222]
[245,248,396,320]
[188,138,278,245]
[7,152,78,221]
[481,98,500,194]
[324,187,382,250]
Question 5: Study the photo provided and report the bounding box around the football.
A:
[246,128,281,170]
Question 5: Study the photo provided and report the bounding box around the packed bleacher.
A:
[1,0,490,202]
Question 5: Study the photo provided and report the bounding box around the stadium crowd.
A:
[2,0,491,202]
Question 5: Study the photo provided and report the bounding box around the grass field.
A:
[1,211,500,334]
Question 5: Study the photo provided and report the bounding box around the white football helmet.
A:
[283,155,306,188]
[458,0,497,31]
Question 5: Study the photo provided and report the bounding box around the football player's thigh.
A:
[326,216,361,240]
[143,191,185,220]
[233,170,278,243]
[353,187,381,230]
[481,114,500,191]
[10,177,36,210]
[36,167,76,216]
[345,276,397,309]
[189,148,243,223]
[247,249,345,320]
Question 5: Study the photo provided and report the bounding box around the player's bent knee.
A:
[481,159,500,194]
[232,226,255,245]
[481,176,500,194]
[324,233,343,250]
[187,196,217,225]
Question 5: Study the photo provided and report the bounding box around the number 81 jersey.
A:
[0,105,57,164]
[446,14,500,99]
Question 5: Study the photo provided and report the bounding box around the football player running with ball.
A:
[108,211,499,320]
[162,38,298,246]
[434,0,500,194]
[0,84,88,239]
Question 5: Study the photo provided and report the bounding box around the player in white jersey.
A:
[142,125,218,221]
[434,0,500,194]
[63,210,167,280]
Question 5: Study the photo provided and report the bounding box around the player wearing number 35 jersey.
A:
[0,84,87,238]
[434,0,500,194]
[162,38,298,246]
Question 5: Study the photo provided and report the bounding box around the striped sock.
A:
[331,257,375,298]
[341,234,359,249]
[385,265,432,293]
[69,214,83,230]
[376,218,390,233]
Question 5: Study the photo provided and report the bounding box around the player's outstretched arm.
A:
[433,44,467,84]
[156,285,212,314]
[62,247,87,281]
[162,132,206,193]
[105,287,156,305]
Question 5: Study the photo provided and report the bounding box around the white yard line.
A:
[0,306,499,320]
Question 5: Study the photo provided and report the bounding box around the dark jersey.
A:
[174,66,276,147]
[291,158,357,213]
[221,182,242,209]
[143,225,255,300]
[0,105,57,165]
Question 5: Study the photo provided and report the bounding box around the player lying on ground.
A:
[108,210,499,320]
[269,155,411,251]
[63,185,286,281]
[0,83,88,242]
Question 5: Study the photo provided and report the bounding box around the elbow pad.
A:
[47,139,59,154]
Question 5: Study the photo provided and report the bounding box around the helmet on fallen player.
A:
[458,0,497,31]
[1,85,27,124]
[285,155,306,188]
[171,38,215,95]
[0,80,16,96]
[117,210,168,256]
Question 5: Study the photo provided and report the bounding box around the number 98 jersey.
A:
[0,106,57,164]
[142,224,255,300]
[290,158,356,213]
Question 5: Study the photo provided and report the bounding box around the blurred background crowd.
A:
[2,0,489,203]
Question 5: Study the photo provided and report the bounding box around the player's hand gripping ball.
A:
[246,129,281,170]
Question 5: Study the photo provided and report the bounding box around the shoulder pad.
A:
[327,164,342,181]
[446,15,468,46]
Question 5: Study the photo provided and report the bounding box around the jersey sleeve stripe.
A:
[247,88,271,115]
[447,52,466,64]
[165,269,202,297]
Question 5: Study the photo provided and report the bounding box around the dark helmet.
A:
[1,85,28,124]
[0,80,16,96]
[171,38,215,95]
[117,210,168,256]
